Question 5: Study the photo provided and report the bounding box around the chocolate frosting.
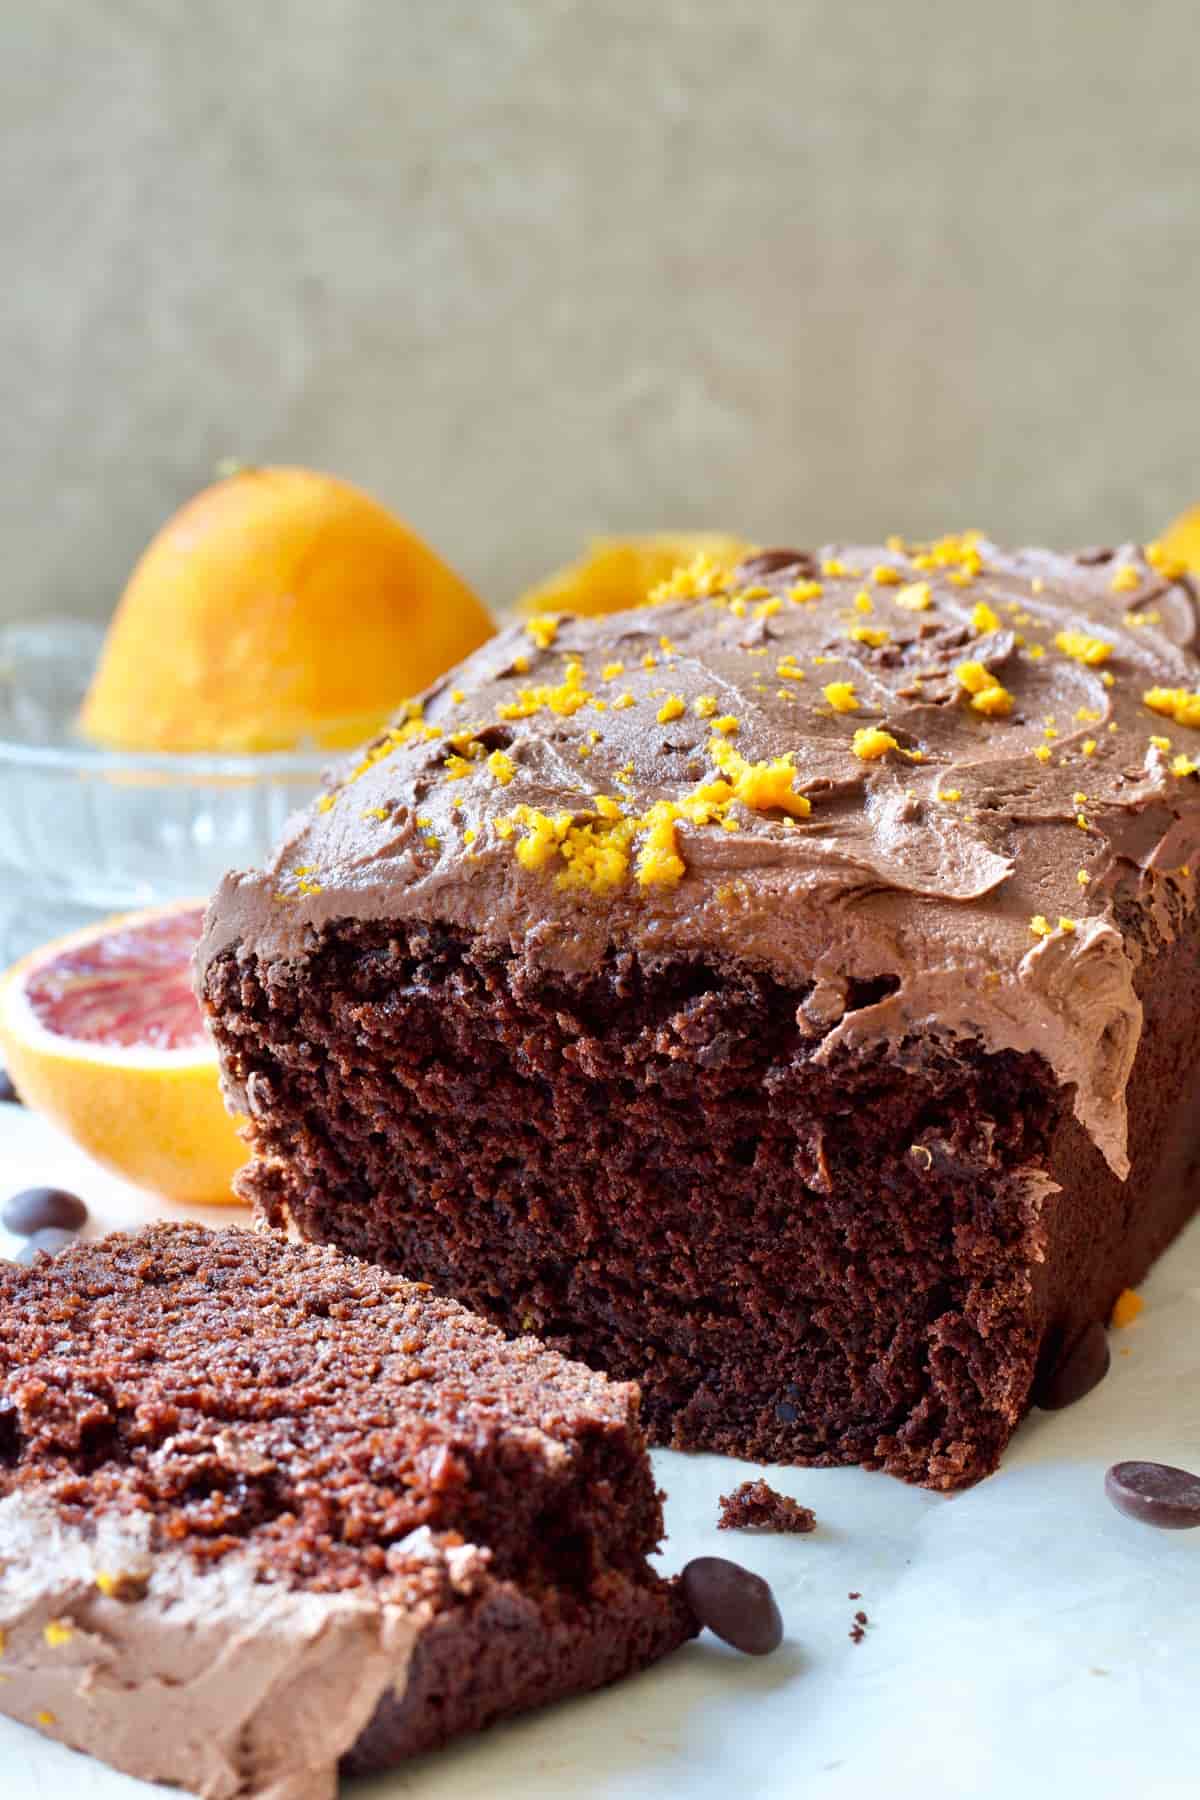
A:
[199,539,1200,1177]
[0,1495,490,1799]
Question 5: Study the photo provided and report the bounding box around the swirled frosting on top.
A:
[199,535,1200,1176]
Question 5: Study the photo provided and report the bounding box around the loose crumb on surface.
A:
[717,1478,816,1534]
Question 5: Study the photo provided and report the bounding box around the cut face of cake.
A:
[199,536,1200,1490]
[0,1226,694,1798]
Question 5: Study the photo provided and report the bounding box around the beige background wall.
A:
[3,1,1199,625]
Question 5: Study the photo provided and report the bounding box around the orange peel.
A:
[80,466,494,753]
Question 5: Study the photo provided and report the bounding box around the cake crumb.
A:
[717,1478,816,1534]
[849,1608,870,1644]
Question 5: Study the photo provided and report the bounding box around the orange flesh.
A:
[24,907,206,1051]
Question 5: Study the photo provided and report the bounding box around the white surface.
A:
[1,1105,1198,1800]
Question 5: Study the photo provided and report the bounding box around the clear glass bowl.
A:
[0,621,326,961]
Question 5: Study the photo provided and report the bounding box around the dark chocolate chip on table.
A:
[1035,1320,1110,1411]
[0,1068,20,1105]
[3,1186,89,1236]
[681,1556,783,1656]
[16,1227,81,1265]
[1105,1461,1200,1530]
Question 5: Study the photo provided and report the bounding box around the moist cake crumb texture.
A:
[0,1225,693,1795]
[718,1479,817,1533]
[200,535,1200,1491]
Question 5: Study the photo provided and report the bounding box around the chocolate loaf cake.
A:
[199,535,1200,1490]
[0,1225,693,1796]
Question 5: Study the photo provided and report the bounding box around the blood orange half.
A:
[0,901,246,1204]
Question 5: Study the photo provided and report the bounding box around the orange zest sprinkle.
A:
[497,660,591,721]
[823,681,858,713]
[649,551,728,605]
[954,661,1014,715]
[1144,686,1200,729]
[525,613,560,650]
[1055,629,1112,666]
[1110,1288,1143,1328]
[851,726,912,761]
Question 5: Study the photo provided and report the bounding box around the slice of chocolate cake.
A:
[0,1225,693,1797]
[199,536,1200,1490]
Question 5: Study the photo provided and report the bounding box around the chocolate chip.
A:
[0,1069,20,1105]
[774,1400,799,1423]
[1035,1321,1110,1411]
[3,1187,88,1236]
[16,1227,80,1265]
[1105,1461,1200,1530]
[681,1556,783,1655]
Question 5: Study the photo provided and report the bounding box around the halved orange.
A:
[0,901,246,1205]
[79,465,495,754]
